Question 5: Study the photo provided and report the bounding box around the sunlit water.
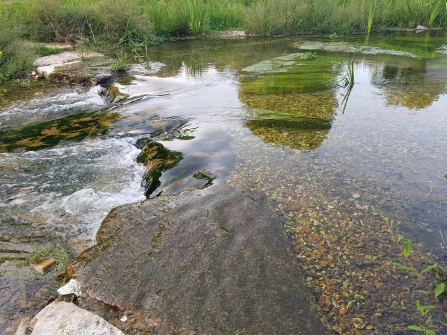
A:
[1,33,447,334]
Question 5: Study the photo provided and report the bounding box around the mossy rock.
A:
[0,111,121,152]
[136,139,183,197]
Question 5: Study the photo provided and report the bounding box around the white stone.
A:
[25,301,124,335]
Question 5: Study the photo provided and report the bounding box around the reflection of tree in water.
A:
[371,59,447,110]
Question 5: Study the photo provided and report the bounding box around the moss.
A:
[245,118,332,150]
[0,111,121,152]
[136,139,183,197]
[241,54,340,95]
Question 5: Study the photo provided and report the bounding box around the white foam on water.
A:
[0,137,146,244]
[0,86,106,129]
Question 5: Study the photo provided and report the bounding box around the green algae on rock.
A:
[241,53,339,95]
[0,111,121,152]
[239,52,338,150]
[136,138,183,197]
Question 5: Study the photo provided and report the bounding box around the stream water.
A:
[1,32,447,334]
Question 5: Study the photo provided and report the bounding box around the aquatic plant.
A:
[339,60,355,89]
[384,217,447,334]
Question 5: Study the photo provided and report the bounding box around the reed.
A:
[188,0,202,35]
[427,0,444,26]
[404,0,423,27]
[367,0,377,33]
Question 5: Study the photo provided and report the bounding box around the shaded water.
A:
[1,32,447,334]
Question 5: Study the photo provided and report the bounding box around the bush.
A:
[0,27,35,83]
[244,0,307,35]
[110,51,130,72]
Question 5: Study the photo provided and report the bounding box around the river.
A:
[1,33,447,334]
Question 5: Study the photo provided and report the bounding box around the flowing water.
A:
[1,32,447,334]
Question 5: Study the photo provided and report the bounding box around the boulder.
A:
[68,185,330,334]
[15,301,123,335]
[34,51,111,84]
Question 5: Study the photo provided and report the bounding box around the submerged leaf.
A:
[420,263,438,275]
[417,290,430,295]
[393,262,416,274]
[403,240,412,258]
[434,283,445,297]
[408,325,424,331]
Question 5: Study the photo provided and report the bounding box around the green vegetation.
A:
[0,0,446,82]
[18,243,69,274]
[384,217,447,334]
[136,138,183,197]
[0,111,120,152]
[110,50,130,72]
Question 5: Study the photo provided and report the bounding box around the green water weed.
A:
[384,217,447,334]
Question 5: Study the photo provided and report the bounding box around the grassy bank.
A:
[1,0,446,82]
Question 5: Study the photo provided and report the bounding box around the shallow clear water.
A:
[1,32,447,334]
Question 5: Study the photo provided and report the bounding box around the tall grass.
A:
[427,0,444,26]
[0,0,446,54]
[404,0,424,27]
[367,0,377,33]
[188,0,202,35]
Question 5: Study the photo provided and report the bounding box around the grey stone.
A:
[33,51,103,67]
[25,301,123,335]
[69,185,330,335]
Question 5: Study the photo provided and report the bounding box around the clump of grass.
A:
[427,0,444,26]
[367,0,377,33]
[339,60,355,89]
[110,51,130,72]
[188,0,202,35]
[36,44,63,56]
[19,243,69,274]
[0,27,35,83]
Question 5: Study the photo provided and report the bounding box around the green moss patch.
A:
[136,139,183,197]
[0,111,121,152]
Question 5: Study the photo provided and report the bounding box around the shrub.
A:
[0,27,35,83]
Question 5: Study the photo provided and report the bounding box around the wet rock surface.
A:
[68,185,330,334]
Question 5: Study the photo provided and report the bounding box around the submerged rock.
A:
[68,185,330,334]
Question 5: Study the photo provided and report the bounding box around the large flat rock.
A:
[68,185,329,334]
